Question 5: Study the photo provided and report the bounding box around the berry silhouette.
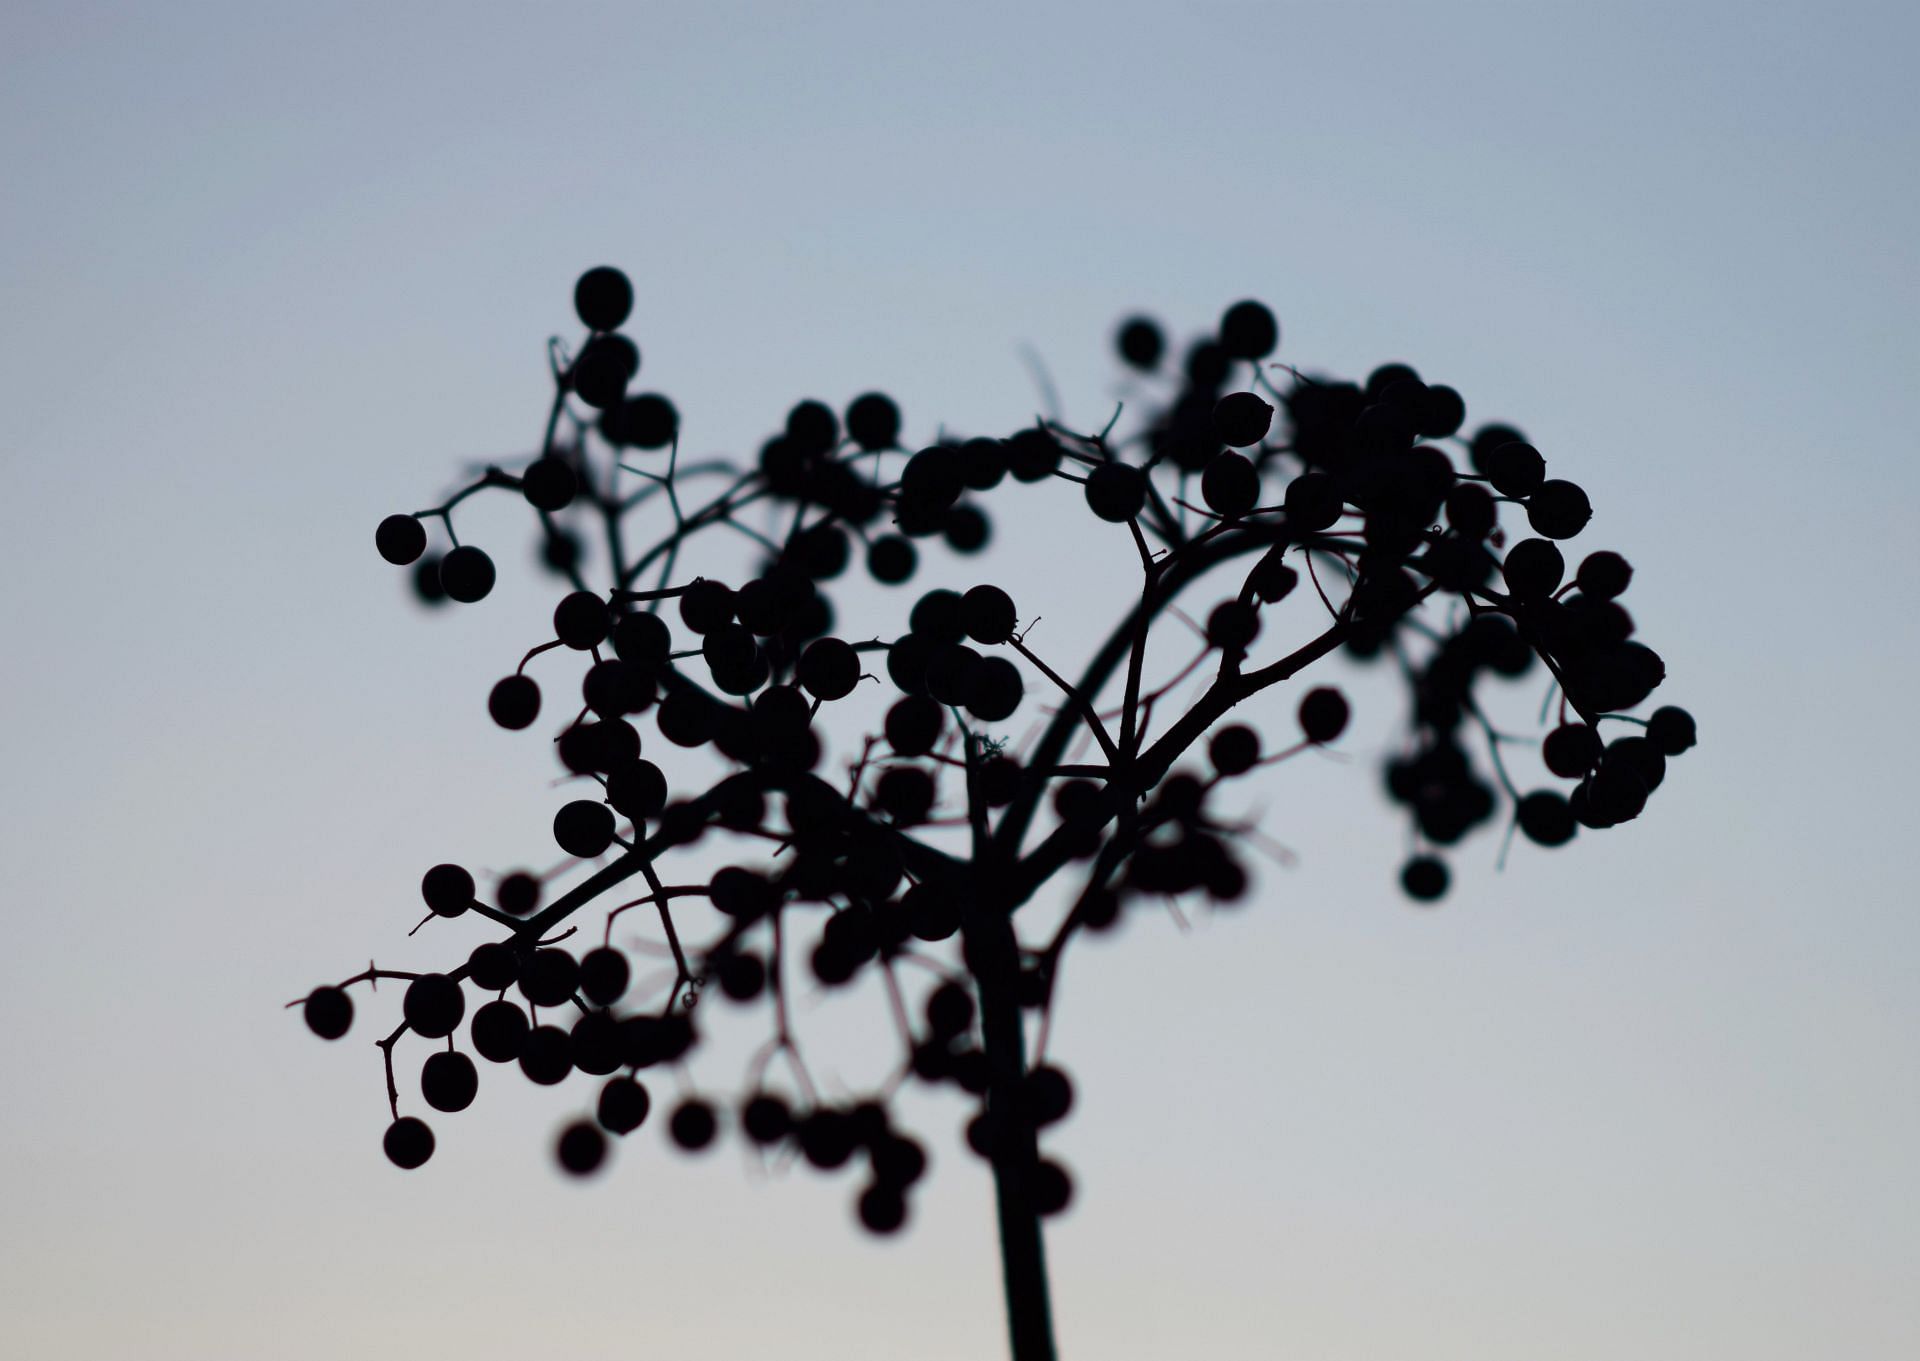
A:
[521,457,577,512]
[376,514,426,566]
[1219,299,1279,359]
[1299,687,1350,743]
[574,266,633,332]
[438,545,496,603]
[1527,480,1593,540]
[846,392,901,451]
[1116,316,1165,370]
[599,1078,652,1135]
[303,986,353,1040]
[422,1051,479,1112]
[670,1099,718,1151]
[1084,463,1146,522]
[1201,453,1259,518]
[553,800,616,858]
[1400,856,1449,902]
[403,974,464,1038]
[421,863,474,917]
[1211,391,1274,448]
[1647,706,1698,755]
[383,1117,435,1170]
[470,1000,530,1063]
[488,675,541,730]
[557,1119,608,1175]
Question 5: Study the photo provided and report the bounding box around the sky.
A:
[2,2,1917,1358]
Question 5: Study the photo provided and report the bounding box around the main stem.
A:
[969,906,1056,1361]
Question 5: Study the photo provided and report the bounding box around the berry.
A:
[1208,724,1260,776]
[521,457,577,512]
[605,393,677,449]
[1647,706,1697,756]
[1201,453,1259,518]
[557,1120,607,1175]
[1516,790,1577,846]
[846,392,901,451]
[554,591,610,649]
[438,545,495,603]
[1219,299,1279,359]
[1211,391,1274,448]
[1543,723,1603,778]
[1527,480,1592,540]
[518,1026,573,1085]
[884,695,944,756]
[403,974,464,1038]
[1116,315,1165,370]
[1206,601,1260,652]
[1400,855,1449,902]
[467,941,518,991]
[1031,1159,1073,1216]
[1502,538,1564,599]
[599,1078,652,1135]
[670,1099,718,1151]
[961,585,1016,644]
[742,1093,792,1144]
[868,535,916,584]
[383,1117,434,1170]
[376,514,426,566]
[573,266,633,331]
[1085,463,1146,522]
[1576,550,1633,599]
[519,948,581,1008]
[421,863,473,917]
[1298,687,1350,743]
[496,871,541,917]
[1483,441,1545,498]
[1283,472,1341,530]
[798,637,860,701]
[857,1183,908,1235]
[488,675,540,730]
[553,800,616,858]
[470,1000,529,1062]
[303,986,353,1040]
[421,1051,478,1112]
[578,947,631,1005]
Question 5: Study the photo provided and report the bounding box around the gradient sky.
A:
[3,3,1917,1358]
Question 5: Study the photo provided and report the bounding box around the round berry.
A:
[578,947,631,1006]
[553,800,616,858]
[868,535,917,584]
[1208,724,1261,776]
[1484,441,1545,498]
[438,545,495,603]
[961,585,1017,645]
[1201,452,1259,518]
[1116,315,1165,370]
[599,1078,652,1135]
[1576,550,1632,599]
[521,457,577,512]
[470,999,529,1063]
[798,636,861,701]
[1299,687,1350,743]
[303,986,353,1040]
[1211,391,1274,448]
[1502,538,1564,599]
[1219,299,1279,359]
[1647,706,1697,756]
[376,514,426,566]
[573,266,632,331]
[1527,480,1592,540]
[557,1119,607,1175]
[670,1099,718,1151]
[383,1117,435,1170]
[1516,790,1578,846]
[1400,855,1449,902]
[1085,463,1146,522]
[846,392,901,451]
[488,675,540,730]
[403,974,465,1038]
[421,1051,478,1113]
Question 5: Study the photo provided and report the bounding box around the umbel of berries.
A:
[310,266,1697,1361]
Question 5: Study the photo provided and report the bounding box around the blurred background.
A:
[3,3,1916,1357]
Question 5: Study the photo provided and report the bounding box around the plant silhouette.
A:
[302,267,1698,1360]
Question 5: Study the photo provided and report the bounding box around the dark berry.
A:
[1219,299,1279,359]
[1116,315,1165,370]
[1085,463,1146,522]
[599,1078,652,1135]
[488,675,540,730]
[376,514,426,566]
[1647,706,1697,756]
[1211,391,1274,447]
[303,986,352,1040]
[573,266,632,331]
[403,974,464,1038]
[1400,855,1449,902]
[521,457,577,512]
[421,1051,478,1113]
[1527,480,1592,540]
[553,800,616,858]
[670,1099,718,1151]
[421,863,473,917]
[438,545,495,603]
[557,1119,607,1175]
[1298,687,1350,743]
[383,1117,434,1169]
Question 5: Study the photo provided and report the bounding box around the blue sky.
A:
[2,3,1916,1357]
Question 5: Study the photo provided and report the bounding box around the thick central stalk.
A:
[966,906,1056,1361]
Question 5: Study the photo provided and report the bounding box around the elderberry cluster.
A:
[306,266,1696,1238]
